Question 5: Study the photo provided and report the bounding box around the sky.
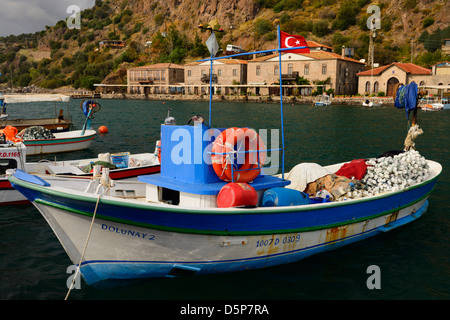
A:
[0,0,95,37]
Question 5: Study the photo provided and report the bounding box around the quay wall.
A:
[98,93,394,106]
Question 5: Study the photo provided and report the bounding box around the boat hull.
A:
[29,196,429,285]
[8,161,440,285]
[23,130,96,155]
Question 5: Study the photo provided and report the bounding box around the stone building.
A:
[246,50,365,96]
[355,62,449,96]
[184,59,248,95]
[127,63,185,94]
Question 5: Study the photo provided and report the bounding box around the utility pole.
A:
[368,19,376,95]
[368,20,376,70]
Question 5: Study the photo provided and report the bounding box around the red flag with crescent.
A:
[280,31,310,53]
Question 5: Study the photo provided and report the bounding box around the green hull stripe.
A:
[34,190,431,236]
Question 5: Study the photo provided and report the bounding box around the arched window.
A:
[365,81,371,93]
[374,81,379,93]
[419,81,425,86]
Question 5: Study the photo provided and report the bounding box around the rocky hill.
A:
[0,0,449,91]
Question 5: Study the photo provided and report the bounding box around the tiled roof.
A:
[184,59,248,66]
[356,63,431,76]
[249,51,364,64]
[306,40,333,50]
[129,63,184,70]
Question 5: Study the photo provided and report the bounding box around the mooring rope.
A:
[64,182,109,300]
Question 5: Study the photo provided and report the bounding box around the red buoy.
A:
[98,125,108,133]
[217,182,258,208]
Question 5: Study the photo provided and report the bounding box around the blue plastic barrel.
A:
[261,187,310,207]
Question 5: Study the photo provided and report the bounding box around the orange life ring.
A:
[211,127,266,182]
[156,140,161,163]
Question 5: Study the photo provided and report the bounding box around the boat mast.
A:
[197,27,308,181]
[277,26,285,180]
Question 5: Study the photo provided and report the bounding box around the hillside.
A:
[0,0,449,91]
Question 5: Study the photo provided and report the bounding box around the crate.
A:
[111,152,130,168]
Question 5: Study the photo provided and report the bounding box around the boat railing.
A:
[209,147,282,182]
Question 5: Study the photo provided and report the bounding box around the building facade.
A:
[127,63,185,94]
[355,62,450,96]
[246,50,365,96]
[184,59,247,95]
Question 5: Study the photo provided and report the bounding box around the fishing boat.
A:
[8,98,101,155]
[20,128,97,155]
[420,103,443,111]
[7,28,442,287]
[0,142,160,205]
[419,85,450,110]
[0,94,74,132]
[362,99,381,107]
[314,93,331,106]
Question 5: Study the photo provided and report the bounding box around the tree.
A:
[312,20,329,37]
[332,2,358,31]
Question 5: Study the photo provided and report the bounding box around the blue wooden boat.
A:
[7,27,442,287]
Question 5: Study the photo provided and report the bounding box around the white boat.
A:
[363,99,381,107]
[420,103,443,112]
[20,129,97,155]
[314,93,331,106]
[7,29,442,288]
[418,85,450,110]
[0,142,160,205]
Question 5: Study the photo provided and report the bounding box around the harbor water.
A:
[0,98,448,300]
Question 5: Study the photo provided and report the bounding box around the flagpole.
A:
[277,25,285,180]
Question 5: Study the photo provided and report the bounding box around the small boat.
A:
[314,93,331,106]
[0,94,74,132]
[7,29,442,288]
[20,128,97,155]
[5,98,101,155]
[420,103,443,111]
[0,142,160,205]
[363,99,381,107]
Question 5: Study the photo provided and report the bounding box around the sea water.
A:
[0,98,448,300]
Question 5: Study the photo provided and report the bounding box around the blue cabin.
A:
[138,123,289,207]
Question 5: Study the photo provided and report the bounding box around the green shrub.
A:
[422,17,434,28]
[254,19,273,36]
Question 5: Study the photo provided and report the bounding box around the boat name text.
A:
[101,224,155,240]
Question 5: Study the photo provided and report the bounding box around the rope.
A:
[64,182,109,300]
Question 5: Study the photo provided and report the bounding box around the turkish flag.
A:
[280,31,310,53]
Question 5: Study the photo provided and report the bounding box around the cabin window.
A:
[158,187,180,205]
[187,70,191,77]
[274,65,278,75]
[322,64,327,74]
[233,68,237,76]
[218,69,222,76]
[256,66,261,76]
